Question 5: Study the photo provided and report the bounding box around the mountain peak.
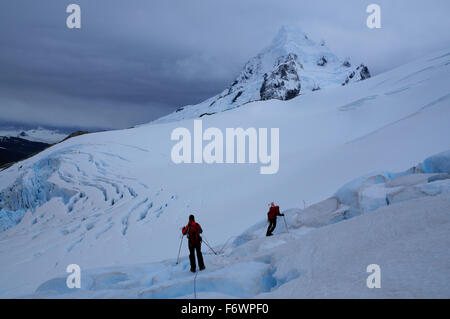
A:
[274,25,311,41]
[154,26,372,123]
[268,25,315,52]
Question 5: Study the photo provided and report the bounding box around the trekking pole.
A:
[194,271,198,299]
[176,235,184,264]
[202,237,218,255]
[218,236,237,255]
[283,215,289,233]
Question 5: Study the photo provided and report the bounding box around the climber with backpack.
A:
[266,202,284,236]
[181,214,206,273]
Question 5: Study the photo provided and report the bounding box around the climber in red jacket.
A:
[182,214,205,272]
[266,202,284,236]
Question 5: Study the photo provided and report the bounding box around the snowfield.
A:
[28,157,450,298]
[0,47,449,298]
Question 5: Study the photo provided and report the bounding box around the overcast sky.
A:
[0,0,449,130]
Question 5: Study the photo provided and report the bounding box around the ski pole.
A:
[202,237,218,255]
[194,271,198,299]
[283,215,289,233]
[176,235,184,264]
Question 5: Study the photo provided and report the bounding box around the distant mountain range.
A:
[0,127,68,144]
[0,127,71,168]
[0,137,50,168]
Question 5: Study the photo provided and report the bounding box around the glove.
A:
[281,214,285,216]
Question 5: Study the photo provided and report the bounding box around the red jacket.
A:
[182,221,203,245]
[267,206,281,220]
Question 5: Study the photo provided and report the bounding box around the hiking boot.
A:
[190,268,196,273]
[199,266,205,271]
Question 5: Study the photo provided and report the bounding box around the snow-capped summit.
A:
[269,25,314,49]
[154,25,371,123]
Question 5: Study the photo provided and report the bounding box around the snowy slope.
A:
[154,26,370,123]
[0,48,449,298]
[27,154,450,298]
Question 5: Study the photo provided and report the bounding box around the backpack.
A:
[187,222,202,245]
[267,206,279,220]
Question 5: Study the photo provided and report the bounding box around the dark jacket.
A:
[267,206,283,220]
[182,221,203,245]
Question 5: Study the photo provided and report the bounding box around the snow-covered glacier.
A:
[28,154,450,298]
[0,46,449,298]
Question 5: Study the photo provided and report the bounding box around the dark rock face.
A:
[359,65,371,80]
[199,112,216,118]
[317,56,328,66]
[260,53,302,101]
[232,91,243,103]
[343,60,351,68]
[342,64,371,86]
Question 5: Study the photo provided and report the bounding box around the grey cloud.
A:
[0,0,449,130]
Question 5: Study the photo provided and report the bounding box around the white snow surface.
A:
[26,169,450,298]
[0,127,68,144]
[0,47,449,298]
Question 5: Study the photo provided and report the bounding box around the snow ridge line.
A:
[347,93,450,145]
